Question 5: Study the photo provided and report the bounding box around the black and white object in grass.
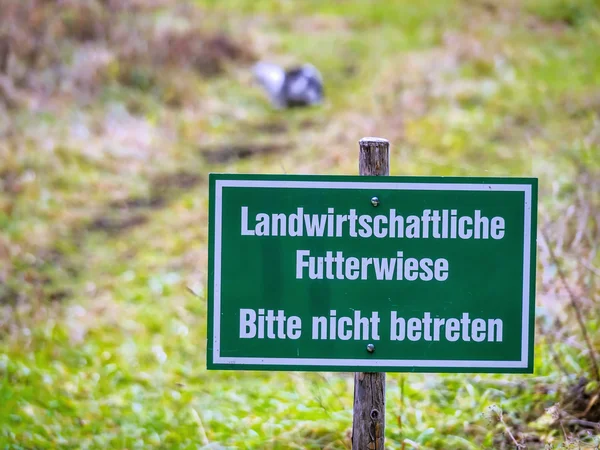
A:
[253,62,323,109]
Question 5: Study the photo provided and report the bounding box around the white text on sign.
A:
[239,309,503,343]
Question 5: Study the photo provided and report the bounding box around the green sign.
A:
[207,174,537,373]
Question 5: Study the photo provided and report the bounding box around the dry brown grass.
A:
[0,0,255,110]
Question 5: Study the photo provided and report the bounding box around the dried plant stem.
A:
[498,411,525,449]
[190,407,209,445]
[541,227,600,383]
[563,418,600,429]
[0,36,9,74]
[580,259,600,278]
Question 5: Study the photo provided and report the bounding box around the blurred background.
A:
[1,0,599,448]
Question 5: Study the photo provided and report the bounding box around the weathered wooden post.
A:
[352,137,389,450]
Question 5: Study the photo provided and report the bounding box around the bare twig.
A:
[563,418,600,429]
[559,419,569,443]
[0,36,9,74]
[581,392,599,417]
[555,405,600,433]
[540,226,600,383]
[497,410,525,449]
[580,259,600,278]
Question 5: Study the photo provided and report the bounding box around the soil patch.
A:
[200,143,291,164]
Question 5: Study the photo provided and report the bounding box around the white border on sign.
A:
[212,180,533,369]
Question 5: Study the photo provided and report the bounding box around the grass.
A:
[1,0,600,448]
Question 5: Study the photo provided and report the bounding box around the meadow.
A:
[1,0,599,448]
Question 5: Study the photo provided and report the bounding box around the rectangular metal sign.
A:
[207,174,537,373]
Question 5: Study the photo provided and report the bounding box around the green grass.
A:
[1,0,600,448]
[525,0,600,27]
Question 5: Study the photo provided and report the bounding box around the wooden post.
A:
[352,137,388,450]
